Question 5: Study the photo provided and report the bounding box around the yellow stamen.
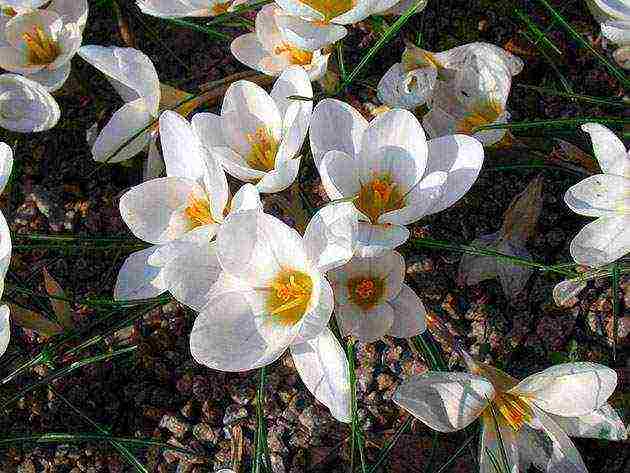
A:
[347,277,385,310]
[22,26,59,65]
[211,1,231,15]
[246,127,279,172]
[185,194,215,228]
[299,0,356,21]
[490,392,533,432]
[274,43,313,66]
[456,100,503,135]
[402,47,443,73]
[356,174,405,223]
[266,270,313,326]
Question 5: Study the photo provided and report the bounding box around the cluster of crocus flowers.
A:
[378,42,523,146]
[310,99,484,255]
[394,352,627,472]
[564,123,630,268]
[0,142,12,358]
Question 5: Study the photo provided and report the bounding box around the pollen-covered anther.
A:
[266,270,313,326]
[22,26,59,65]
[456,100,503,135]
[347,276,385,310]
[300,0,356,20]
[185,194,215,228]
[274,43,313,66]
[493,393,533,432]
[246,127,280,172]
[356,174,405,223]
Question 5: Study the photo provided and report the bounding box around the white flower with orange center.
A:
[189,203,358,422]
[327,250,426,342]
[0,3,87,91]
[378,42,523,146]
[564,123,630,268]
[191,65,312,193]
[137,0,252,18]
[0,143,13,359]
[394,355,627,473]
[231,4,330,81]
[114,110,262,307]
[0,73,60,132]
[310,99,484,255]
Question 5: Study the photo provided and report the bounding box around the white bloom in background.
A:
[273,0,398,51]
[378,42,523,146]
[0,0,88,31]
[327,250,426,342]
[231,4,330,81]
[585,0,630,69]
[114,111,261,308]
[137,0,251,18]
[192,65,312,193]
[0,3,87,91]
[394,356,626,473]
[371,0,428,17]
[310,99,484,255]
[0,73,60,132]
[0,143,12,358]
[564,123,630,268]
[189,204,357,421]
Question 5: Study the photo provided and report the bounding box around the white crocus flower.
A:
[137,0,251,18]
[327,250,426,342]
[564,123,630,268]
[0,73,60,132]
[394,356,627,473]
[585,0,630,69]
[114,110,261,306]
[0,0,88,31]
[231,4,330,81]
[0,5,85,91]
[0,143,12,358]
[378,42,523,146]
[310,99,484,255]
[192,65,312,194]
[189,202,357,422]
[371,0,428,16]
[273,0,397,51]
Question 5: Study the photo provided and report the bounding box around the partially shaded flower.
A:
[0,143,12,357]
[189,203,357,421]
[327,250,427,342]
[564,123,630,268]
[310,99,484,255]
[231,4,330,80]
[191,65,313,193]
[0,73,60,132]
[137,0,251,18]
[394,355,626,473]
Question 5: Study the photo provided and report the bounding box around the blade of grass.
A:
[472,117,629,134]
[252,365,269,473]
[517,84,628,108]
[163,17,231,41]
[485,402,511,473]
[345,338,367,473]
[433,433,476,473]
[611,262,620,362]
[366,417,413,473]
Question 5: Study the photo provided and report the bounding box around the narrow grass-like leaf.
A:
[252,365,269,473]
[433,433,476,473]
[366,416,413,473]
[517,84,628,108]
[611,262,620,362]
[473,117,629,134]
[486,400,511,473]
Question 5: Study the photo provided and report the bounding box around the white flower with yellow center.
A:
[0,3,87,91]
[137,0,251,18]
[191,65,312,193]
[0,143,13,358]
[0,73,60,132]
[378,42,523,146]
[114,110,262,306]
[310,99,484,256]
[189,203,358,422]
[231,4,330,81]
[327,250,426,342]
[564,123,630,268]
[394,356,626,473]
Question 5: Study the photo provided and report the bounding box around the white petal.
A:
[137,0,215,18]
[271,65,313,119]
[160,110,208,181]
[274,0,322,20]
[303,201,357,273]
[290,327,351,422]
[335,301,394,342]
[509,362,618,417]
[293,276,334,344]
[310,98,368,168]
[393,371,495,432]
[570,215,630,268]
[231,33,285,76]
[143,134,164,180]
[114,246,168,301]
[581,122,629,176]
[255,3,284,52]
[221,80,282,134]
[601,20,630,45]
[388,283,427,338]
[49,0,89,30]
[191,112,226,149]
[549,404,627,441]
[275,13,347,51]
[355,222,410,257]
[318,150,360,200]
[255,157,300,193]
[0,73,60,133]
[25,60,71,92]
[377,62,432,109]
[0,305,9,358]
[229,183,262,214]
[564,174,630,217]
[0,143,13,194]
[212,146,266,182]
[0,211,10,298]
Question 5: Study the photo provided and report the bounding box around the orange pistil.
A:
[456,100,503,135]
[211,1,231,15]
[347,277,385,310]
[185,194,215,228]
[22,26,59,65]
[489,392,533,432]
[266,270,313,326]
[356,174,405,223]
[274,43,313,66]
[246,127,279,172]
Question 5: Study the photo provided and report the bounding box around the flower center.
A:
[402,48,443,73]
[347,277,385,310]
[22,26,60,65]
[185,194,216,228]
[299,0,355,21]
[490,392,533,432]
[246,127,279,172]
[266,270,313,326]
[274,43,313,66]
[356,174,405,223]
[456,100,503,135]
[211,1,230,15]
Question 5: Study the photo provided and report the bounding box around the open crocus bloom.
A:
[0,73,60,132]
[564,123,630,268]
[394,356,627,473]
[114,110,261,305]
[371,0,428,17]
[327,250,426,342]
[0,6,85,91]
[192,65,312,194]
[137,0,251,18]
[231,4,330,81]
[310,99,484,255]
[273,0,397,51]
[189,203,357,421]
[0,143,12,358]
[378,42,523,146]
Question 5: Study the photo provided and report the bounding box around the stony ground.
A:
[0,0,628,472]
